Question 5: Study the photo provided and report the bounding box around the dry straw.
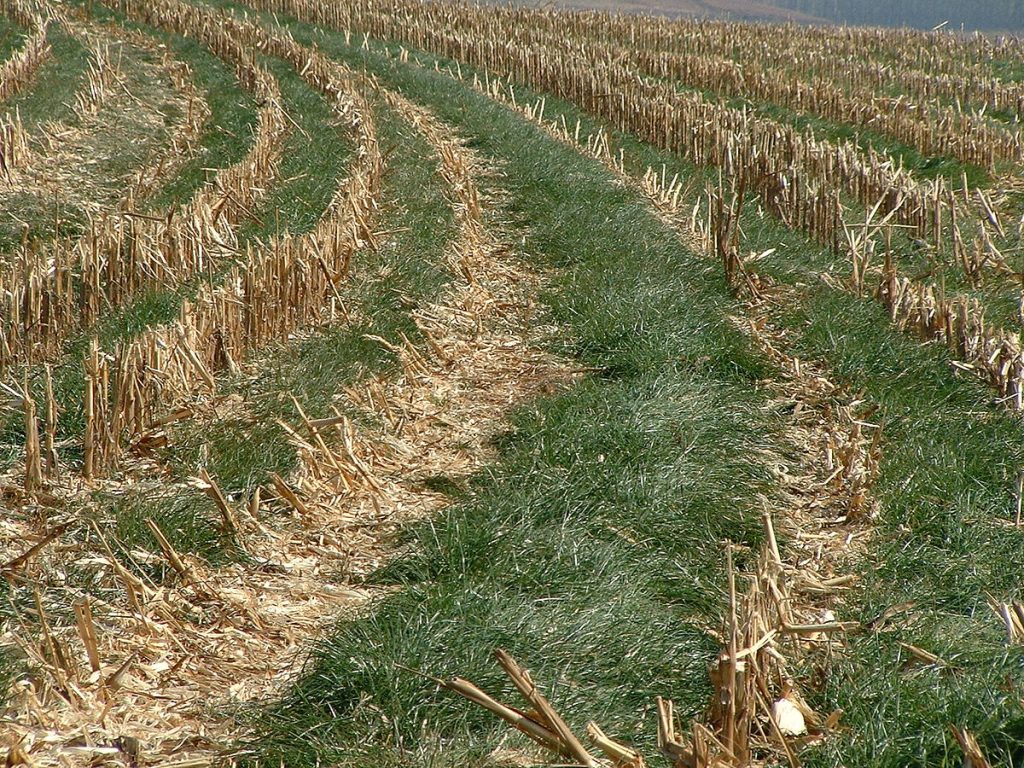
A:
[0,0,50,103]
[81,0,382,475]
[0,1,289,371]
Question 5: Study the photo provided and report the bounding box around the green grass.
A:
[163,93,454,495]
[234,55,347,244]
[490,54,1024,767]
[0,26,90,249]
[138,39,257,211]
[0,15,25,63]
[214,25,784,767]
[0,4,1019,764]
[782,289,1024,767]
[91,487,242,574]
[556,58,1024,765]
[2,25,88,129]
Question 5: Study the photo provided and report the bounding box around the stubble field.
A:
[1,0,1024,766]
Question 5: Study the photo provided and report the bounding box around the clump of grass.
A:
[139,37,256,210]
[89,488,241,577]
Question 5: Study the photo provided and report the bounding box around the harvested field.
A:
[1,1,1024,767]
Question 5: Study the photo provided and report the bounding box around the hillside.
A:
[1,1,1023,767]
[522,0,1024,29]
[519,0,830,23]
[763,0,1024,30]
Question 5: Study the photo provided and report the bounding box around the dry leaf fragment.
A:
[771,698,807,736]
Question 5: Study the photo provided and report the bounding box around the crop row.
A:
[80,0,382,476]
[0,0,289,370]
[242,0,1024,409]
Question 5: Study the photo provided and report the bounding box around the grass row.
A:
[0,24,90,250]
[209,12,1024,767]
[458,48,1024,768]
[424,40,1024,768]
[0,14,24,63]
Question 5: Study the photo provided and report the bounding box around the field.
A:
[1,0,1024,766]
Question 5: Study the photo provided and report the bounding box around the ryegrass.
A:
[0,3,1018,764]
[0,26,90,250]
[91,488,242,575]
[223,24,781,767]
[234,55,346,244]
[2,25,88,129]
[138,37,257,211]
[781,288,1024,767]
[559,64,1024,763]
[496,61,1024,766]
[0,14,25,63]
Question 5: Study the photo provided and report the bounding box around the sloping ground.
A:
[520,0,828,23]
[1,1,1024,767]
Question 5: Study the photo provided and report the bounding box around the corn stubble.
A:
[0,0,1018,765]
